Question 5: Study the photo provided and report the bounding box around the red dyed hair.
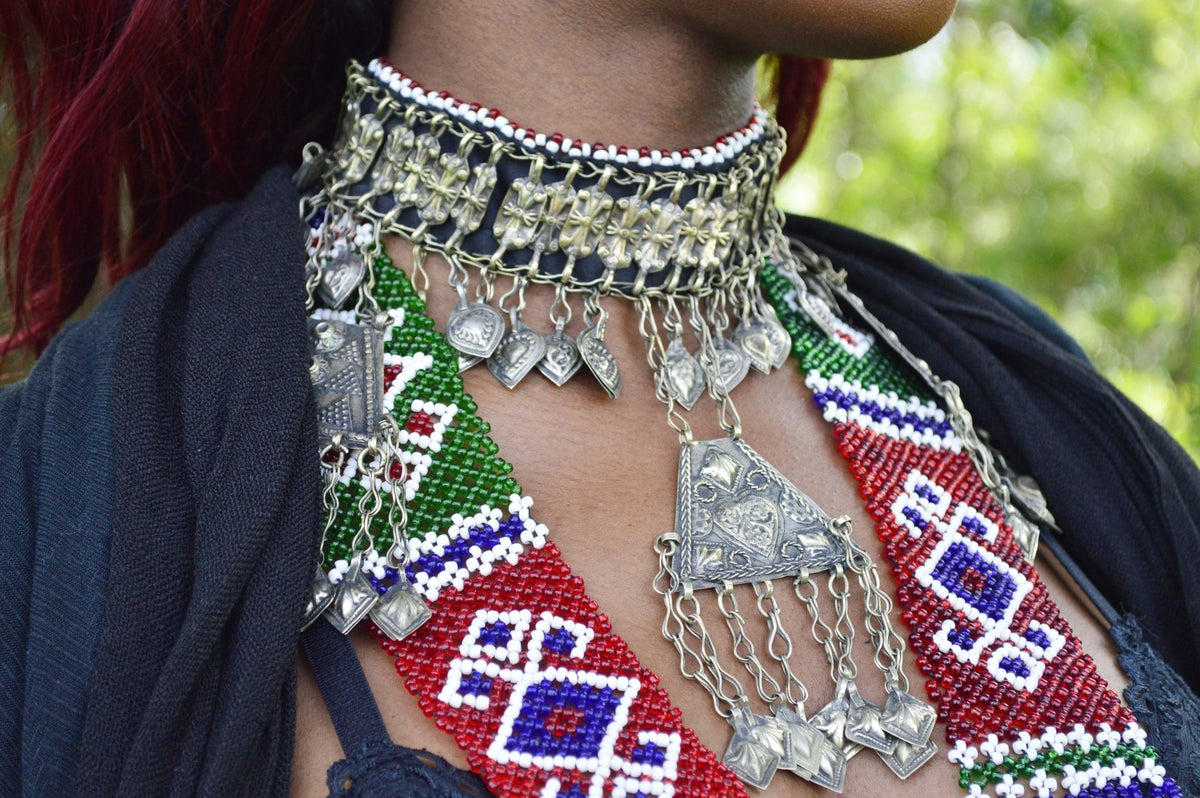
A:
[0,3,828,356]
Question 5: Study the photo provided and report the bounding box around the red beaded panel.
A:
[380,541,747,798]
[833,421,1133,744]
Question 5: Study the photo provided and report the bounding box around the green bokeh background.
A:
[776,0,1200,462]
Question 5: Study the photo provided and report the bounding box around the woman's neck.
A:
[387,0,759,151]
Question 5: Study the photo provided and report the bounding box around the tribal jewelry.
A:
[301,59,946,792]
[295,58,1183,798]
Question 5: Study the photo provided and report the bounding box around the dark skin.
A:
[292,3,1128,795]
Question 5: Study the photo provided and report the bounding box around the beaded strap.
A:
[761,266,1183,798]
[318,253,746,798]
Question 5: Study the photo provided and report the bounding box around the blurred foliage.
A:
[777,0,1200,462]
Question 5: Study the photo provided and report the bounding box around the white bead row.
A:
[368,58,768,169]
[806,371,965,452]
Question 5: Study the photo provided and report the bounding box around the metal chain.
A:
[716,582,785,707]
[752,580,811,711]
[637,296,694,443]
[653,534,745,718]
[831,518,910,693]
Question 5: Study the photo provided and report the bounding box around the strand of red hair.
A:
[1,3,827,359]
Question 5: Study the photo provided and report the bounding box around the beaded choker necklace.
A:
[296,59,1182,798]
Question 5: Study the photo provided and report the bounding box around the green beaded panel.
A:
[957,741,1159,790]
[761,266,934,402]
[321,253,521,566]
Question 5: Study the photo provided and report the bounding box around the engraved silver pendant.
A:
[445,301,506,359]
[537,328,582,386]
[879,736,938,779]
[880,688,937,746]
[662,338,706,411]
[309,318,386,448]
[578,324,621,398]
[775,707,826,779]
[673,437,844,589]
[809,738,849,792]
[300,565,336,630]
[323,554,380,634]
[317,251,366,309]
[843,681,898,755]
[734,313,792,374]
[369,576,433,641]
[488,321,547,389]
[708,336,751,394]
[722,708,782,791]
[811,689,865,761]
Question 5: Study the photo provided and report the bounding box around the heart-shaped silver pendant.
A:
[446,302,505,359]
[734,316,775,374]
[709,336,751,393]
[317,252,366,309]
[537,329,582,386]
[663,338,705,410]
[487,323,547,389]
[578,325,621,398]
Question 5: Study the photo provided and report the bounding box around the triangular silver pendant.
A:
[673,436,845,589]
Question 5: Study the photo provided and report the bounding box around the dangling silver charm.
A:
[662,338,706,411]
[880,688,937,746]
[301,565,336,630]
[579,296,621,397]
[722,707,782,791]
[538,326,582,386]
[810,684,865,762]
[317,251,366,309]
[707,335,751,394]
[774,706,826,779]
[879,735,939,779]
[370,574,432,641]
[446,300,506,360]
[734,311,792,374]
[488,319,547,389]
[577,326,620,397]
[324,553,380,633]
[843,681,897,755]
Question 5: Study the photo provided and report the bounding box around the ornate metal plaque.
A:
[879,736,938,779]
[662,338,705,411]
[673,437,844,589]
[309,318,385,447]
[300,565,335,630]
[445,301,505,359]
[323,555,380,634]
[370,577,433,641]
[537,328,582,386]
[880,689,937,746]
[578,325,621,398]
[487,322,547,389]
[843,681,897,754]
